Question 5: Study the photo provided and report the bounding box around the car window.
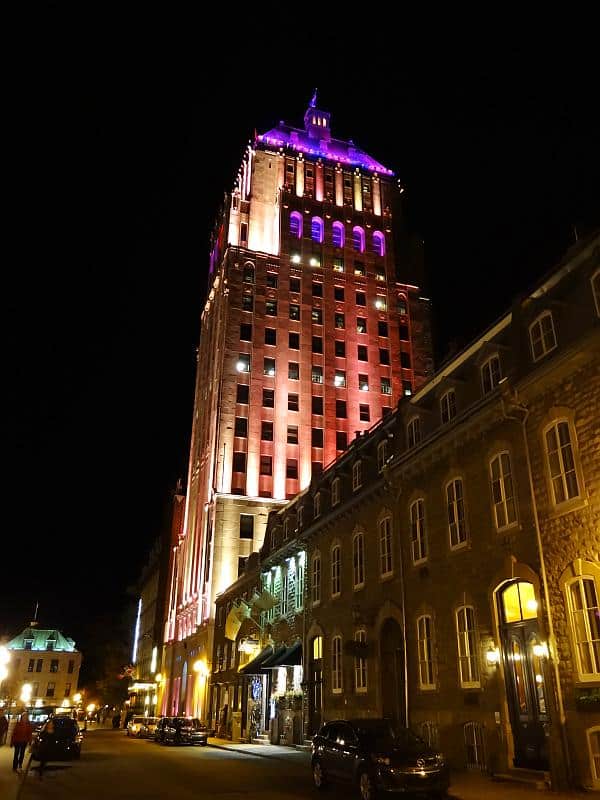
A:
[133,717,144,724]
[335,724,357,746]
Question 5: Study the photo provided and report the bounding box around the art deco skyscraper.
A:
[162,97,432,717]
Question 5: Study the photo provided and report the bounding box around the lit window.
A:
[377,440,388,472]
[332,636,343,694]
[529,311,557,361]
[313,636,323,660]
[381,377,392,395]
[545,420,580,505]
[440,390,457,424]
[566,576,600,680]
[352,226,365,253]
[481,355,501,395]
[352,461,362,491]
[456,606,480,687]
[264,358,275,376]
[447,478,467,549]
[243,263,254,283]
[372,231,385,257]
[311,216,324,243]
[290,211,302,238]
[417,615,435,689]
[407,418,421,449]
[331,478,341,506]
[490,452,518,529]
[334,370,346,388]
[359,374,369,391]
[236,353,251,373]
[331,544,341,597]
[353,532,365,588]
[379,517,393,577]
[354,630,368,692]
[311,554,321,605]
[375,296,387,311]
[410,499,427,563]
[312,366,323,384]
[333,257,344,273]
[332,221,345,248]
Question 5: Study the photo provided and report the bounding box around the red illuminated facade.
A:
[161,98,433,719]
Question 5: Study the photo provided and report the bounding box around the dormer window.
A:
[331,477,341,506]
[440,390,457,424]
[283,518,290,540]
[407,417,422,449]
[377,440,388,472]
[529,311,557,362]
[352,460,362,491]
[24,639,33,651]
[481,355,501,395]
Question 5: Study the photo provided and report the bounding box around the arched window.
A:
[372,231,385,257]
[332,221,345,248]
[440,390,456,424]
[490,452,518,529]
[311,216,324,243]
[289,211,303,239]
[311,553,321,605]
[565,574,600,680]
[410,499,427,563]
[379,516,393,577]
[377,440,388,472]
[354,630,367,692]
[456,606,480,687]
[331,544,341,597]
[447,478,467,548]
[242,263,254,283]
[417,615,436,689]
[529,311,557,362]
[331,635,343,694]
[353,532,365,588]
[481,355,501,395]
[352,226,365,253]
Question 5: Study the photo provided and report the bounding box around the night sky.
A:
[3,14,599,678]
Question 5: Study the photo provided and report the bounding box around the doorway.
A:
[309,635,323,735]
[379,618,405,728]
[498,581,549,770]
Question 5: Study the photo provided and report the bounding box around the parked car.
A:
[155,717,208,746]
[138,717,159,738]
[126,716,146,737]
[31,717,83,763]
[311,719,449,800]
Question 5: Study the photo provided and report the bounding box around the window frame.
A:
[410,498,428,564]
[354,630,368,693]
[455,605,480,688]
[417,615,436,690]
[311,552,321,605]
[543,418,582,508]
[377,440,388,472]
[489,451,518,530]
[331,477,341,507]
[352,460,362,491]
[587,726,600,789]
[529,311,557,362]
[379,516,393,578]
[407,417,421,449]
[564,573,600,682]
[331,635,343,694]
[352,531,365,589]
[440,389,457,424]
[331,543,341,598]
[446,478,468,550]
[481,355,501,395]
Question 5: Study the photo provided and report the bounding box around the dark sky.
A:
[3,13,599,671]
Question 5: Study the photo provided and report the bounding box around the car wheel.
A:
[312,759,327,790]
[358,771,376,800]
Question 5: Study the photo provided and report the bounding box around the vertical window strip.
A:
[417,615,435,689]
[490,452,517,529]
[354,630,368,692]
[332,636,343,694]
[353,533,365,588]
[456,606,480,687]
[447,479,467,548]
[411,499,427,563]
[568,577,600,678]
[545,421,580,504]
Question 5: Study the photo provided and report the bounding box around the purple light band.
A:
[257,132,394,175]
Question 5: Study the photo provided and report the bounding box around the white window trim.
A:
[417,614,436,690]
[354,630,368,693]
[446,478,468,551]
[481,354,501,395]
[331,544,341,598]
[379,517,394,578]
[377,440,388,473]
[543,418,583,509]
[529,311,557,362]
[352,460,362,492]
[332,635,343,694]
[352,532,365,590]
[440,389,456,425]
[564,573,600,682]
[311,553,321,606]
[407,417,421,449]
[489,451,518,531]
[331,478,341,506]
[587,726,600,789]
[593,268,600,317]
[410,498,428,564]
[455,606,481,688]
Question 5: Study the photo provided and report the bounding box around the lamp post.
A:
[0,646,10,705]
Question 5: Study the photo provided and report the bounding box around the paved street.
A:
[2,728,584,800]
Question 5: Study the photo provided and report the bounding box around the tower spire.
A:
[310,88,318,108]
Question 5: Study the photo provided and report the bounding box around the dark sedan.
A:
[312,719,449,799]
[31,717,83,763]
[155,717,208,746]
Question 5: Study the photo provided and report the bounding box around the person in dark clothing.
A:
[0,712,8,746]
[11,712,33,771]
[112,713,121,729]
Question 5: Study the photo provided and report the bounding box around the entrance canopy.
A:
[262,642,302,668]
[239,645,273,675]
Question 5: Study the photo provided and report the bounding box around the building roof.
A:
[7,626,77,653]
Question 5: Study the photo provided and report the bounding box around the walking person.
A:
[0,711,8,745]
[10,711,33,772]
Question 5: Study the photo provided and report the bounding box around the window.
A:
[312,281,323,297]
[335,313,345,329]
[332,221,345,248]
[312,396,323,415]
[588,727,600,788]
[382,405,392,417]
[238,557,248,577]
[447,479,467,549]
[334,370,346,388]
[372,230,386,257]
[353,532,365,588]
[410,499,427,563]
[397,295,408,315]
[376,266,385,282]
[240,323,252,341]
[36,659,43,672]
[46,683,55,698]
[259,455,272,475]
[481,355,501,394]
[263,388,274,408]
[27,659,34,672]
[287,425,299,444]
[331,545,341,596]
[261,421,273,441]
[356,291,366,306]
[312,308,323,324]
[464,722,486,769]
[360,404,370,422]
[265,328,276,346]
[336,431,347,451]
[243,264,254,283]
[352,226,365,253]
[290,211,302,238]
[407,418,421,448]
[593,269,600,316]
[332,257,344,273]
[357,345,368,361]
[332,478,341,506]
[375,296,387,312]
[490,452,517,529]
[312,461,322,477]
[421,722,439,749]
[332,636,343,693]
[237,353,251,373]
[233,452,246,473]
[377,440,388,472]
[352,461,362,491]
[64,683,71,698]
[290,304,300,321]
[381,377,392,395]
[288,362,299,380]
[289,277,301,293]
[240,223,248,244]
[354,630,368,692]
[234,417,248,437]
[264,358,276,376]
[334,286,345,302]
[417,616,435,689]
[312,428,324,447]
[359,374,369,391]
[311,216,324,243]
[441,390,456,424]
[312,336,323,353]
[314,492,322,518]
[529,311,557,361]
[240,514,254,539]
[286,459,298,479]
[403,381,413,396]
[456,606,480,687]
[312,554,321,604]
[266,299,277,316]
[545,420,580,504]
[379,517,393,577]
[266,272,278,289]
[336,400,347,418]
[399,323,409,341]
[68,660,75,674]
[400,351,411,369]
[289,332,300,350]
[24,640,33,651]
[236,384,249,404]
[335,340,346,357]
[49,659,59,673]
[312,365,323,384]
[566,576,600,679]
[379,348,390,365]
[242,292,254,311]
[357,317,367,334]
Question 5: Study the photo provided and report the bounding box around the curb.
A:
[207,741,309,760]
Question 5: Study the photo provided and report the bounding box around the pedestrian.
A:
[10,711,34,772]
[0,711,8,746]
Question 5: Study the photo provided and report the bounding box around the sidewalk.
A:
[0,743,25,800]
[207,736,309,759]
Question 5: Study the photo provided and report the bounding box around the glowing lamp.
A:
[86,703,96,713]
[20,683,32,704]
[486,647,500,666]
[236,361,247,373]
[533,642,549,658]
[291,254,301,264]
[526,599,538,614]
[375,299,386,310]
[360,383,369,392]
[73,693,82,703]
[193,660,209,678]
[309,258,319,267]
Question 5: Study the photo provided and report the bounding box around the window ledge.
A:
[548,496,588,520]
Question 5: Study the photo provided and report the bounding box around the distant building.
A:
[3,623,81,712]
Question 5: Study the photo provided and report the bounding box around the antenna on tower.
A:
[310,88,318,108]
[31,601,39,627]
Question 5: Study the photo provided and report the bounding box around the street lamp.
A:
[20,683,32,707]
[0,646,10,700]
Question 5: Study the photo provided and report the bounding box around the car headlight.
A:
[371,755,391,766]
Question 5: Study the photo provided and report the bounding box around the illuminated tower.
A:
[162,96,432,716]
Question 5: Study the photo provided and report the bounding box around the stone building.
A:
[298,233,599,790]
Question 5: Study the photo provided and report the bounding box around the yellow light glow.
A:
[61,699,70,708]
[73,693,82,703]
[193,660,209,678]
[0,646,10,666]
[533,642,549,658]
[486,647,500,666]
[155,673,163,683]
[35,699,43,708]
[86,703,96,713]
[526,598,538,614]
[21,683,32,703]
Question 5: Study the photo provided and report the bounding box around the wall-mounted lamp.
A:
[486,647,500,667]
[532,642,549,659]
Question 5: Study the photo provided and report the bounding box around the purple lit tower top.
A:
[257,92,394,175]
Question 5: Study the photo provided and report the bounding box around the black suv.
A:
[31,717,83,762]
[312,719,449,800]
[155,717,208,746]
